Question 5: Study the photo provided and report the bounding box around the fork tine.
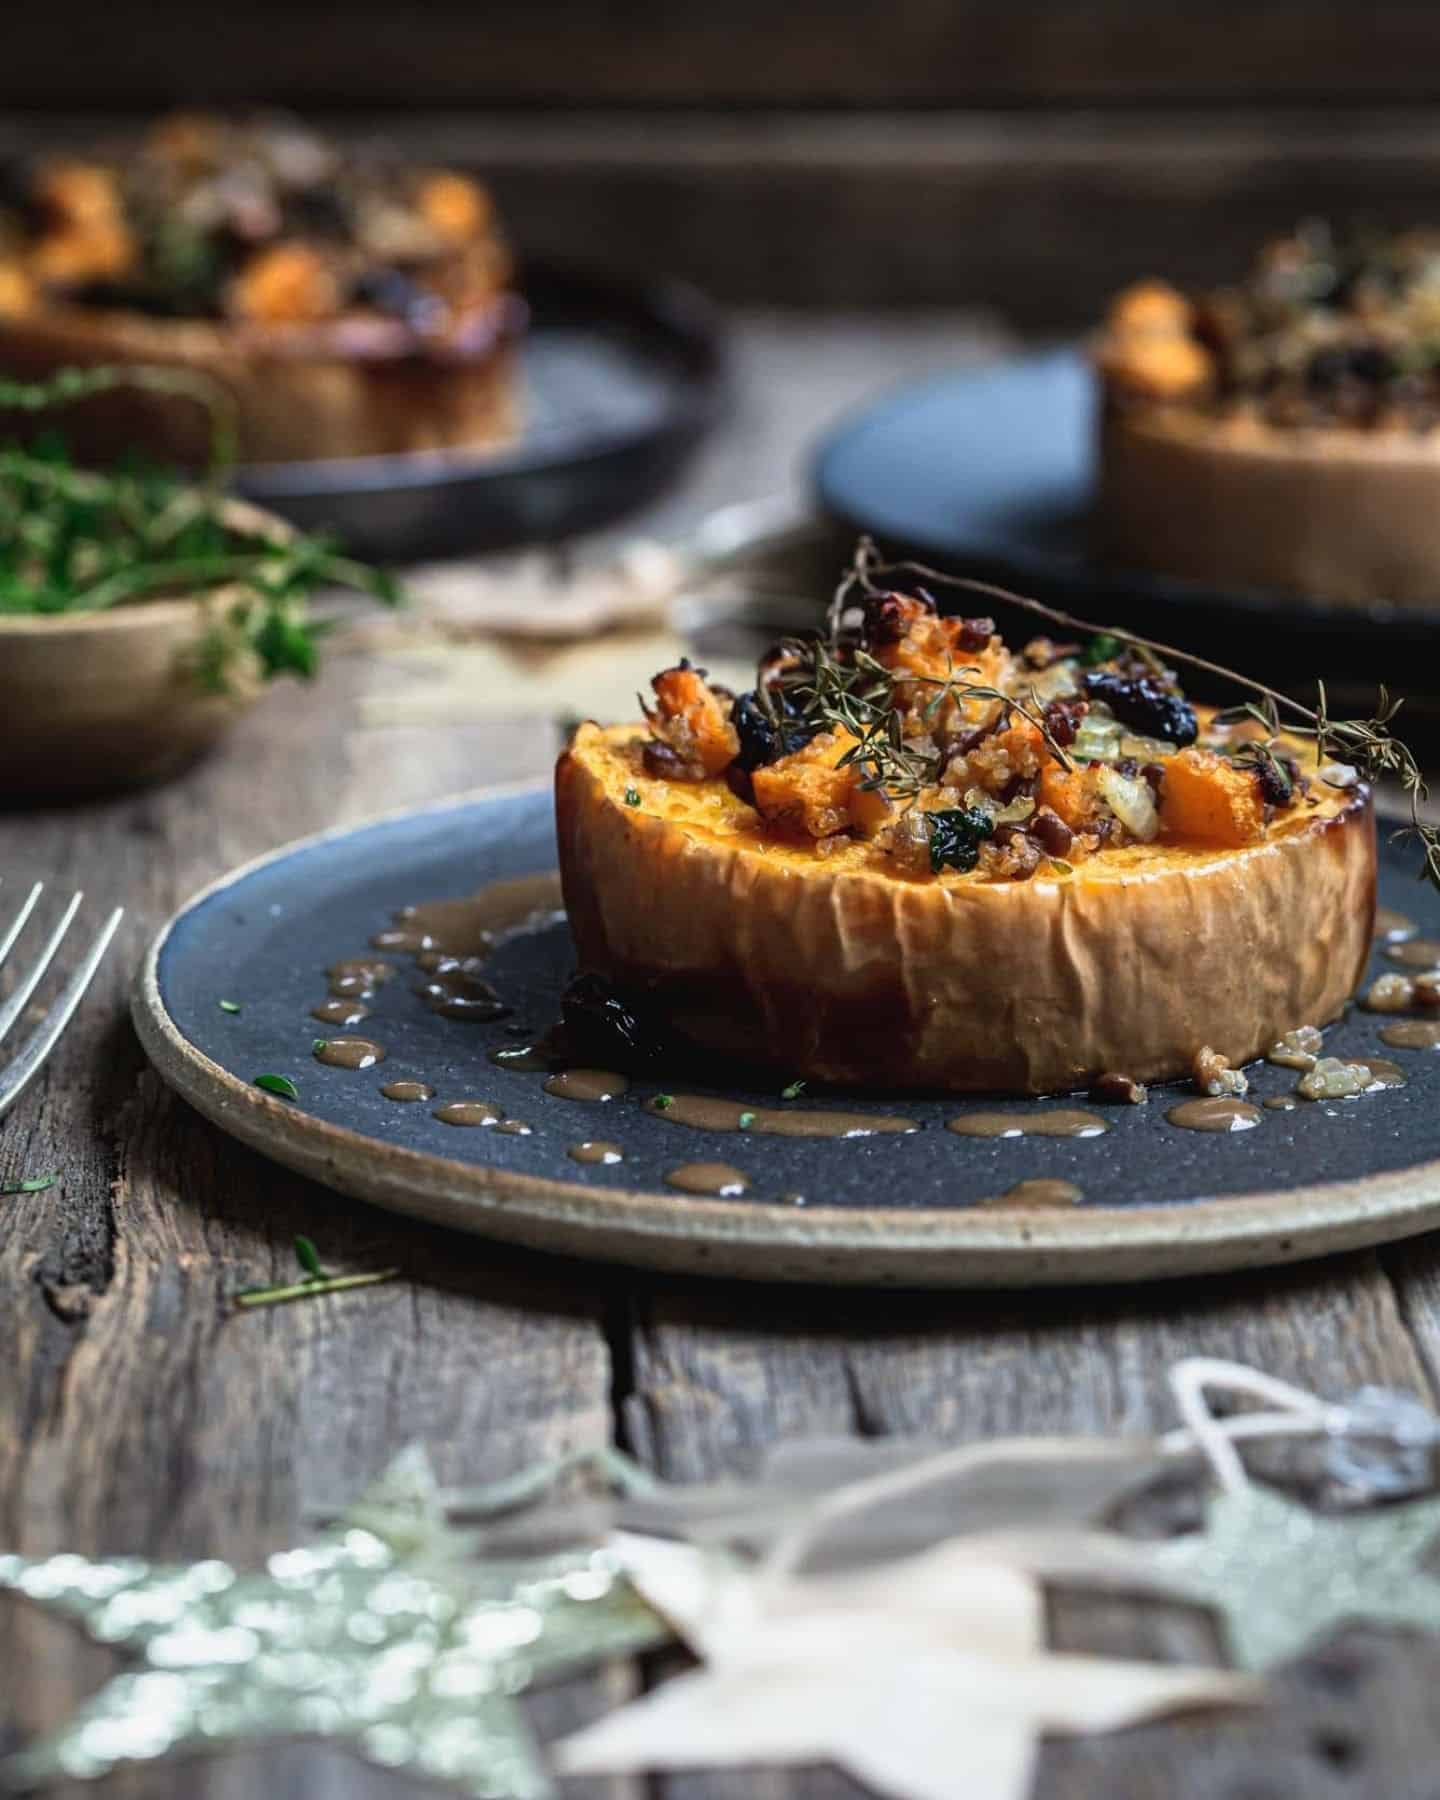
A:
[0,890,83,1052]
[0,882,44,973]
[0,906,124,1122]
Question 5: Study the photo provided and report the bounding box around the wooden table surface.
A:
[3,315,1439,1800]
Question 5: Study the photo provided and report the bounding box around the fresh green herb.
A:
[781,1080,807,1101]
[927,807,996,875]
[234,1268,398,1310]
[624,787,641,807]
[652,1093,674,1111]
[313,1038,329,1054]
[1082,633,1120,667]
[217,999,241,1014]
[0,367,401,693]
[294,1235,326,1280]
[254,1073,299,1101]
[1047,858,1075,877]
[737,1111,757,1130]
[1,1175,57,1194]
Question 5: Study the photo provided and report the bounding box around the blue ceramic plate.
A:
[133,786,1440,1287]
[813,348,1440,683]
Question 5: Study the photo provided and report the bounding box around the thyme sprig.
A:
[767,571,1071,803]
[841,538,1440,894]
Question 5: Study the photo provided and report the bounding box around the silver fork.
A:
[0,883,124,1121]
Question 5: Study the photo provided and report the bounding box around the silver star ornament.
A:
[0,1447,668,1798]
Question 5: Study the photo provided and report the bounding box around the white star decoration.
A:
[557,1532,1257,1800]
[0,1448,667,1798]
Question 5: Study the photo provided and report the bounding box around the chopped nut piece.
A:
[1192,1044,1249,1098]
[1266,1025,1324,1071]
[1363,972,1417,1013]
[1297,1057,1378,1102]
[1090,1071,1149,1105]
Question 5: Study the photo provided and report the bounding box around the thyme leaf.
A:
[254,1073,299,1101]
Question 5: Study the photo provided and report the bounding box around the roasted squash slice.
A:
[556,587,1376,1095]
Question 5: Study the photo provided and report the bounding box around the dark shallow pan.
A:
[133,784,1440,1288]
[813,347,1440,693]
[234,263,726,561]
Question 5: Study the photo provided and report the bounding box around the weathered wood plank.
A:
[4,3,1440,107]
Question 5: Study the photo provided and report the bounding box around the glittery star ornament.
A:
[558,1532,1256,1800]
[0,1447,668,1798]
[1150,1482,1440,1671]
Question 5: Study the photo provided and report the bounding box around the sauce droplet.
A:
[311,999,372,1029]
[641,1095,916,1137]
[1375,906,1419,945]
[1166,1097,1263,1133]
[414,959,510,1022]
[666,1161,750,1196]
[570,1141,624,1165]
[1386,939,1440,970]
[544,1069,630,1102]
[946,1109,1108,1140]
[381,1080,434,1103]
[326,957,395,998]
[313,1037,387,1071]
[489,1040,561,1072]
[982,1178,1084,1210]
[1264,1094,1301,1112]
[433,1100,503,1127]
[1380,1021,1440,1051]
[496,1119,533,1136]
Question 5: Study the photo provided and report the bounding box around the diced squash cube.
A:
[1160,748,1265,845]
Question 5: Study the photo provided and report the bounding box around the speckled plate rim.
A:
[131,783,1440,1289]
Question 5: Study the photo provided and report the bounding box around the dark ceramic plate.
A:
[232,264,726,562]
[133,785,1440,1287]
[812,348,1440,690]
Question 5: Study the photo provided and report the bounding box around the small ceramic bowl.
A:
[4,499,293,802]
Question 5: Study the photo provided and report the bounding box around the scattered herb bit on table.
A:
[234,1233,398,1310]
[781,1080,807,1100]
[1,1175,57,1194]
[217,999,241,1014]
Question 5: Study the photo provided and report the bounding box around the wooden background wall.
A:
[8,2,1440,325]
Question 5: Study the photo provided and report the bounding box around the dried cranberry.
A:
[1030,808,1073,858]
[861,592,912,644]
[561,972,666,1067]
[1083,671,1197,746]
[725,762,756,805]
[1141,762,1166,798]
[955,616,996,652]
[1042,697,1088,748]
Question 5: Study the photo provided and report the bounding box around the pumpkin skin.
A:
[1097,403,1440,608]
[556,722,1376,1095]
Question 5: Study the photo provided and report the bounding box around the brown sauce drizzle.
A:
[1166,1098,1262,1133]
[544,1069,629,1102]
[311,999,372,1029]
[414,958,509,1022]
[1355,1056,1407,1088]
[946,1109,1108,1140]
[1375,906,1419,945]
[432,1100,503,1127]
[381,1080,434,1103]
[373,873,565,959]
[326,957,395,999]
[642,1095,917,1138]
[982,1178,1083,1210]
[313,1037,386,1071]
[1380,1021,1440,1051]
[666,1161,750,1196]
[1386,939,1440,970]
[569,1140,624,1165]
